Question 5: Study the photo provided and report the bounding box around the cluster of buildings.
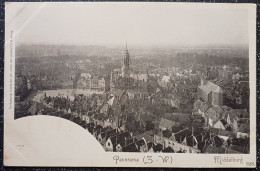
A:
[15,44,250,154]
[110,45,149,94]
[76,73,107,90]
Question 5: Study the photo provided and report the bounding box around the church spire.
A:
[122,42,130,78]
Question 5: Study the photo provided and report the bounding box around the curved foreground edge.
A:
[4,115,105,166]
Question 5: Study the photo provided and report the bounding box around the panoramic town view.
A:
[10,2,252,155]
[14,43,250,154]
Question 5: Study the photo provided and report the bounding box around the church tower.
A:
[122,42,131,78]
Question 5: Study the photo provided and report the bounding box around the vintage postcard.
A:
[4,2,256,168]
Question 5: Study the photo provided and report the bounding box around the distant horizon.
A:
[15,42,249,49]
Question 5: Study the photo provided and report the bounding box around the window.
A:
[108,142,111,146]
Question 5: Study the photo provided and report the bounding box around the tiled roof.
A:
[110,131,131,147]
[199,102,210,113]
[163,113,190,122]
[155,131,163,137]
[211,106,224,115]
[205,108,219,121]
[194,99,203,111]
[134,134,153,143]
[117,137,136,147]
[101,129,117,139]
[210,128,236,138]
[238,124,250,133]
[122,143,139,152]
[199,81,223,94]
[168,134,176,141]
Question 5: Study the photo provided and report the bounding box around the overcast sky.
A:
[6,2,249,47]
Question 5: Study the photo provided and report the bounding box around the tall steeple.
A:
[122,42,130,78]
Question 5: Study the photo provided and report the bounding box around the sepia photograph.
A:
[4,2,256,168]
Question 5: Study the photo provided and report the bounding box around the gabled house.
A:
[222,111,239,132]
[116,138,136,152]
[213,120,226,130]
[197,80,223,106]
[97,128,118,148]
[105,131,132,152]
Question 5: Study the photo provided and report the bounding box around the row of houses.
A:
[86,116,201,153]
[193,99,249,139]
[154,114,249,154]
[85,119,153,152]
[154,129,201,153]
